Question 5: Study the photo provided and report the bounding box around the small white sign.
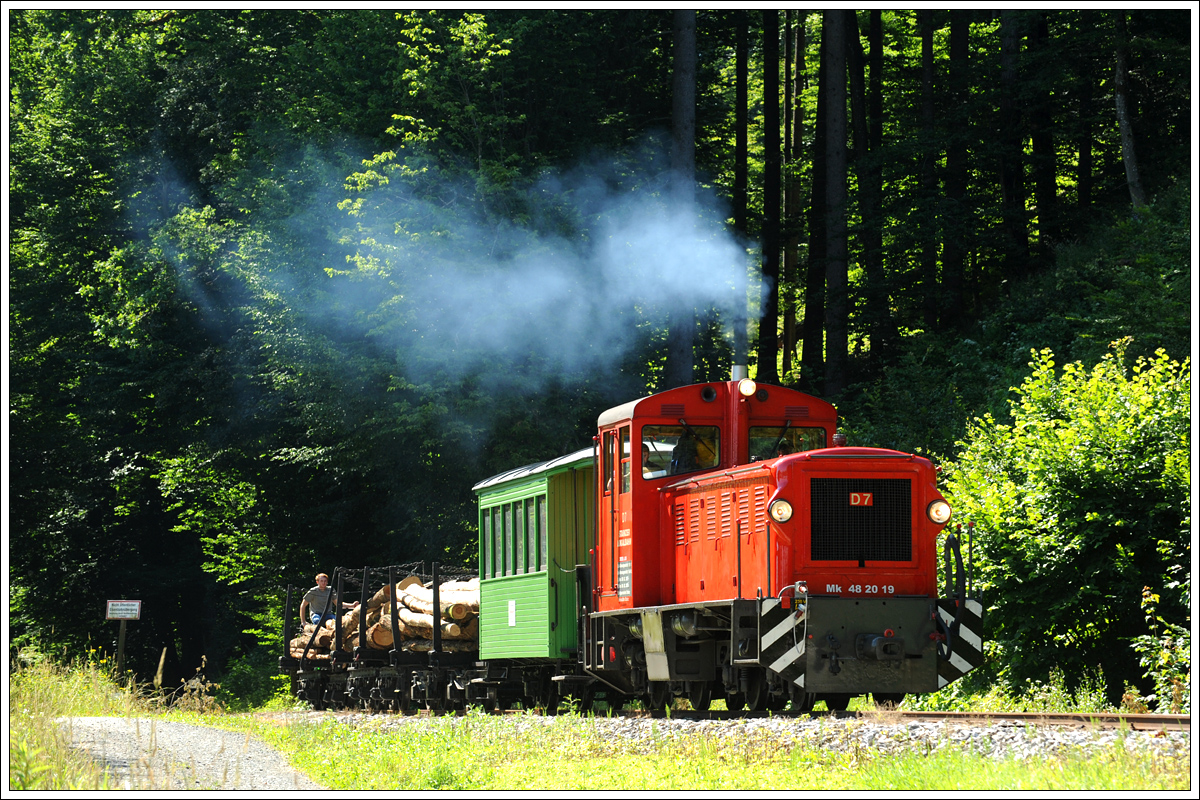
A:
[106,600,142,620]
[508,600,516,627]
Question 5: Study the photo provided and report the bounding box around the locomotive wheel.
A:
[534,681,559,715]
[687,681,713,712]
[724,691,746,712]
[823,693,851,712]
[873,692,905,708]
[766,692,788,713]
[743,672,769,712]
[789,691,816,714]
[646,682,670,714]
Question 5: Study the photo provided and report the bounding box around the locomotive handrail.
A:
[938,533,967,660]
[806,453,914,459]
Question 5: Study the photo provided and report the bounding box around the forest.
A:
[7,10,1191,707]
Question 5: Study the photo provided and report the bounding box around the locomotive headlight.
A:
[738,378,757,398]
[768,499,794,523]
[927,499,952,525]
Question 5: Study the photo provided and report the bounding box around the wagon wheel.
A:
[528,675,558,715]
[563,686,594,715]
[766,691,788,713]
[687,681,713,712]
[872,692,905,709]
[724,690,746,712]
[823,693,851,712]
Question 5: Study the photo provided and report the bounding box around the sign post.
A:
[106,600,142,675]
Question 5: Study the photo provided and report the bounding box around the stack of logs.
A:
[289,576,479,660]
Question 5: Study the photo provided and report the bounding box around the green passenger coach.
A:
[474,447,595,661]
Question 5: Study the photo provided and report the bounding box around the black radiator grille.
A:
[810,478,912,562]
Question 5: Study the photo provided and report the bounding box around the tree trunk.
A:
[1028,12,1058,254]
[1077,55,1094,211]
[823,10,848,397]
[941,10,970,330]
[733,11,750,368]
[848,13,888,368]
[865,10,893,362]
[800,20,827,392]
[757,10,781,386]
[781,11,799,380]
[919,10,939,333]
[999,10,1030,278]
[664,9,697,388]
[1113,11,1146,207]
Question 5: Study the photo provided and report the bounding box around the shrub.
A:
[943,341,1190,701]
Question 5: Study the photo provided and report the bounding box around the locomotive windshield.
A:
[641,424,719,478]
[749,426,826,460]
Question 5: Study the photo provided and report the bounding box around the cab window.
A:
[642,425,720,478]
[749,426,826,460]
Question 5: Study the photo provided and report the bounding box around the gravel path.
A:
[59,717,323,790]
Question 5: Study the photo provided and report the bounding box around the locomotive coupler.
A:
[856,634,904,661]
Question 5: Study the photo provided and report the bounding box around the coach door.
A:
[596,425,632,611]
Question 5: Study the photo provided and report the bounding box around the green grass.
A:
[8,650,149,790]
[10,653,1190,792]
[190,708,1189,792]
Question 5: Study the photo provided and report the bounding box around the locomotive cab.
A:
[592,379,837,613]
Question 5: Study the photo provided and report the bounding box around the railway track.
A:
[874,710,1190,732]
[619,709,1190,731]
[306,705,1189,733]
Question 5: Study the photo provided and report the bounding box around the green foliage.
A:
[1129,587,1191,714]
[943,341,1190,697]
[214,647,293,712]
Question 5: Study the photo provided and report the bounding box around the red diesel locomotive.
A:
[579,372,983,711]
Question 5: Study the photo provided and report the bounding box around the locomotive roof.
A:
[472,446,595,493]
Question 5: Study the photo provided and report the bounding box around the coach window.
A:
[526,497,537,573]
[603,431,616,494]
[483,509,493,578]
[504,504,515,576]
[493,507,503,578]
[749,426,826,461]
[511,501,525,575]
[642,424,720,477]
[538,495,548,571]
[619,427,632,493]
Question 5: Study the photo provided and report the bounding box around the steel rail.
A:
[876,709,1190,732]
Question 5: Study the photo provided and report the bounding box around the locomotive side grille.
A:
[810,478,912,562]
[785,405,810,418]
[674,501,687,546]
[660,404,685,417]
[689,497,701,543]
[752,485,769,536]
[720,491,733,537]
